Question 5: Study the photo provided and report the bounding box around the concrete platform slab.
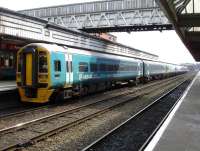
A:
[0,81,16,91]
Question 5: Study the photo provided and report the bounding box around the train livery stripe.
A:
[26,53,32,86]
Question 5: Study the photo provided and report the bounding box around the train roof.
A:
[21,43,186,67]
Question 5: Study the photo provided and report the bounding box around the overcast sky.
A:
[0,0,195,64]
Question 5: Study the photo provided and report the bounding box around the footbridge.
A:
[19,0,173,33]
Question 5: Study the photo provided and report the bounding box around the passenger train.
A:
[16,43,188,103]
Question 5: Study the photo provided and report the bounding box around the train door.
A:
[19,48,38,98]
[20,49,37,88]
[26,53,33,86]
[65,53,73,84]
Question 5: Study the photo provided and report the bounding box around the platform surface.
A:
[145,72,200,151]
[0,81,16,91]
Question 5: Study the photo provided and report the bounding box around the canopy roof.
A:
[157,0,200,61]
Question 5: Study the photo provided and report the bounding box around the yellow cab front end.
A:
[16,44,53,103]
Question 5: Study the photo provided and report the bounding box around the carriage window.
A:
[90,63,98,72]
[129,65,137,71]
[66,61,72,73]
[39,54,48,73]
[9,55,14,67]
[70,61,72,72]
[79,62,88,72]
[54,60,61,72]
[100,64,106,71]
[108,64,113,71]
[119,64,126,71]
[0,53,15,69]
[0,55,4,68]
[66,61,68,72]
[114,64,119,71]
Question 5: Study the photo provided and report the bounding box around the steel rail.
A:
[0,74,184,120]
[0,74,180,134]
[138,80,193,151]
[82,79,189,151]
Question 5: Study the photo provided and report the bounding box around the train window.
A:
[100,64,106,71]
[54,60,61,72]
[66,61,72,73]
[39,54,48,73]
[114,64,119,71]
[4,56,9,67]
[66,61,68,72]
[79,62,88,72]
[108,64,113,71]
[130,65,137,71]
[119,65,125,71]
[70,61,72,72]
[90,63,98,72]
[0,55,4,67]
[9,55,14,67]
[0,53,15,69]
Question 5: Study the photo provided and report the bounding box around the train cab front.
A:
[16,44,53,103]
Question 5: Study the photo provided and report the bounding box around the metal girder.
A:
[19,0,172,32]
[178,14,200,27]
[81,24,173,33]
[186,40,200,61]
[156,0,200,61]
[156,0,178,23]
[185,31,200,42]
[174,0,191,13]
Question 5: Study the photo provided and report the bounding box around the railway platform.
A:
[145,72,200,151]
[0,81,16,92]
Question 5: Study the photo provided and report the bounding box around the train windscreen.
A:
[38,52,48,73]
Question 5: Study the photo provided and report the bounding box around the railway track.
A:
[0,74,185,120]
[82,79,191,151]
[0,75,188,150]
[0,74,185,131]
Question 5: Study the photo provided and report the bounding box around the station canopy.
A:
[157,0,200,61]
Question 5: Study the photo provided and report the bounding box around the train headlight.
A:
[38,74,48,83]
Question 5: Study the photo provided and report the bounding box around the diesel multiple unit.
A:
[16,43,187,103]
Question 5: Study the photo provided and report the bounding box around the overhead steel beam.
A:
[185,31,200,42]
[186,40,200,61]
[156,0,178,22]
[178,14,200,27]
[81,24,173,33]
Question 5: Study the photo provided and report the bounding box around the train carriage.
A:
[166,63,176,77]
[143,60,166,80]
[16,43,188,104]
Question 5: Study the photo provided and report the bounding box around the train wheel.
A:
[80,87,88,96]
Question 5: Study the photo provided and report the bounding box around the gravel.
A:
[23,75,193,151]
[85,80,192,151]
